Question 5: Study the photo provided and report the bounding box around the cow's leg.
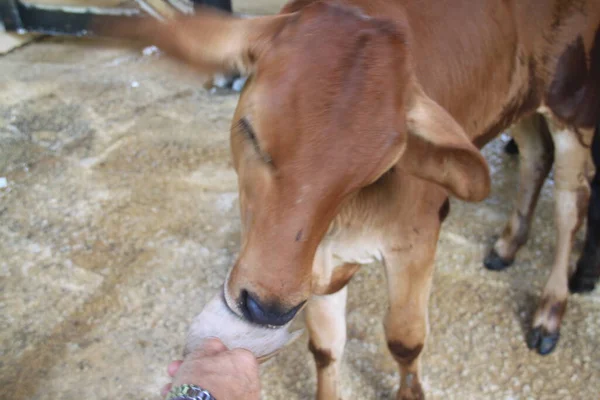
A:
[306,287,348,400]
[527,118,593,355]
[485,114,554,270]
[383,240,437,400]
[570,124,600,293]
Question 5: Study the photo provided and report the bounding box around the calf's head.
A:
[99,3,490,328]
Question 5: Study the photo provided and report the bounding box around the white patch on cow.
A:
[312,229,383,291]
[331,238,383,265]
[552,129,575,158]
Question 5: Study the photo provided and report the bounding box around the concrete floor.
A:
[1,2,599,399]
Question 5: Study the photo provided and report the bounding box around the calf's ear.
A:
[401,84,491,202]
[92,7,290,75]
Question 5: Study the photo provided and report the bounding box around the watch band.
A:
[165,384,216,400]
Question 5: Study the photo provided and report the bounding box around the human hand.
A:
[161,338,260,400]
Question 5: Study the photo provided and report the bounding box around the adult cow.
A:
[97,1,599,398]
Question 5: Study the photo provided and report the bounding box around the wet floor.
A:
[1,2,599,399]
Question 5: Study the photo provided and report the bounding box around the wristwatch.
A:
[165,384,216,400]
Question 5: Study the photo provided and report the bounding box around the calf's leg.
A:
[527,118,593,355]
[569,123,600,292]
[306,287,348,400]
[485,114,554,270]
[383,242,436,400]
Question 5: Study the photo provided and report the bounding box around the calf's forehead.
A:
[242,38,404,140]
[244,5,407,109]
[231,7,410,192]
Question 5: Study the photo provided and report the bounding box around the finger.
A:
[229,348,259,370]
[168,360,183,377]
[161,383,172,397]
[189,337,228,359]
[202,337,228,353]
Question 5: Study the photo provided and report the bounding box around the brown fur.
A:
[547,28,600,127]
[313,263,360,296]
[387,341,424,365]
[501,211,528,246]
[535,294,568,332]
[308,340,334,369]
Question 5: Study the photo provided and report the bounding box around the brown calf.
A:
[97,0,600,398]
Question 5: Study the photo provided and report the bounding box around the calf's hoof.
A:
[483,249,513,271]
[526,326,560,355]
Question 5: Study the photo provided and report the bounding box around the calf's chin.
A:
[184,288,303,362]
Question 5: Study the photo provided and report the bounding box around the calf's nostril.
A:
[243,291,265,320]
[240,290,304,326]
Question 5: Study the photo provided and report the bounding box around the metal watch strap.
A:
[165,384,216,400]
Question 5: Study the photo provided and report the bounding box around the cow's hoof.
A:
[484,249,513,271]
[569,272,598,293]
[527,326,560,355]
